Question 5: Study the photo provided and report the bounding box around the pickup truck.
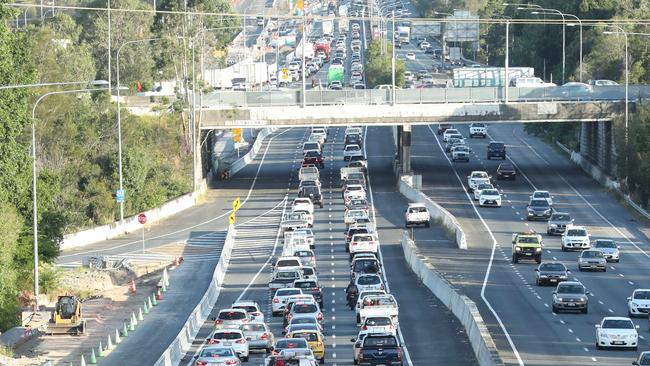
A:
[340,167,365,181]
[404,203,430,227]
[282,232,311,256]
[357,333,403,366]
[467,171,491,193]
[281,212,309,232]
[349,233,378,259]
[357,294,398,326]
[299,166,320,182]
[269,268,304,291]
[469,123,487,138]
[344,144,363,161]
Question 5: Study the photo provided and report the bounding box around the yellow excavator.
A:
[45,295,86,335]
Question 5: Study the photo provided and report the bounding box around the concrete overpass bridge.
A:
[193,85,648,177]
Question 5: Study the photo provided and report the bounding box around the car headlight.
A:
[549,224,557,227]
[631,302,639,307]
[535,248,542,252]
[515,247,521,252]
[544,209,551,214]
[539,275,548,278]
[556,297,564,302]
[579,297,586,302]
[599,333,609,339]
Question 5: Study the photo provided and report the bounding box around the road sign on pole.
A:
[229,213,236,225]
[116,189,125,203]
[232,197,241,212]
[138,213,147,254]
[233,128,243,143]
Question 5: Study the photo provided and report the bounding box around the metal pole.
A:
[561,14,565,84]
[108,0,112,88]
[579,20,583,82]
[243,16,246,60]
[391,10,395,104]
[40,0,43,22]
[191,37,197,191]
[142,225,145,254]
[301,14,306,108]
[116,44,125,225]
[504,20,509,104]
[624,31,628,147]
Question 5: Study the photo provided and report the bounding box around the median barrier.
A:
[398,174,467,249]
[228,128,276,176]
[154,225,237,366]
[400,231,504,366]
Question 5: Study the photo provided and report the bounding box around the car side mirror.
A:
[633,362,639,366]
[586,291,591,295]
[534,268,539,271]
[617,245,621,249]
[595,324,600,328]
[350,338,356,342]
[635,325,640,329]
[571,219,575,222]
[627,297,631,301]
[566,270,571,273]
[552,291,557,295]
[210,316,216,321]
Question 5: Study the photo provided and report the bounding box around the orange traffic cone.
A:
[130,279,136,294]
[179,256,184,263]
[155,287,162,301]
[173,257,179,266]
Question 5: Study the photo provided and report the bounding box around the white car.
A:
[292,209,314,227]
[595,317,639,350]
[419,41,430,49]
[214,309,250,329]
[473,183,494,200]
[344,185,367,203]
[207,329,250,361]
[292,228,315,249]
[231,301,265,323]
[531,190,553,205]
[451,145,471,162]
[292,198,314,215]
[469,123,487,138]
[344,144,363,161]
[308,133,325,145]
[627,289,650,317]
[349,233,379,258]
[561,226,591,251]
[272,288,303,316]
[345,209,369,225]
[479,189,502,207]
[442,128,460,142]
[345,127,363,136]
[467,171,491,193]
[361,316,397,335]
[311,127,327,142]
[405,52,415,60]
[355,274,385,293]
[405,203,430,227]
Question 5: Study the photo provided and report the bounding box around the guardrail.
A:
[398,174,467,250]
[400,231,504,366]
[228,128,276,176]
[200,85,650,108]
[154,225,237,366]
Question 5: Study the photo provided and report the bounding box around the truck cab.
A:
[511,232,543,264]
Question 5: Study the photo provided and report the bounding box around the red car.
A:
[437,123,453,135]
[303,150,324,168]
[496,163,517,180]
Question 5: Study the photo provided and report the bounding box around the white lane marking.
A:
[598,300,604,305]
[560,320,565,325]
[60,128,294,259]
[618,273,624,277]
[426,125,525,366]
[363,127,414,366]
[568,328,573,334]
[576,337,581,342]
[628,281,634,285]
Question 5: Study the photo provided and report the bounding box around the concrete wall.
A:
[400,231,504,366]
[398,174,467,250]
[228,128,276,176]
[154,225,237,366]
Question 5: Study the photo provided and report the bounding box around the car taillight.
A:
[362,325,368,330]
[215,319,222,325]
[236,338,246,344]
[397,347,403,361]
[208,339,219,344]
[225,360,238,365]
[359,353,364,361]
[314,287,320,292]
[352,242,357,245]
[261,332,269,340]
[317,341,323,347]
[273,298,280,303]
[195,361,208,366]
[287,314,293,320]
[252,312,261,316]
[317,313,323,321]
[380,283,385,290]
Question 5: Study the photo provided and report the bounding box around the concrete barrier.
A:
[400,231,504,366]
[398,174,467,250]
[228,128,276,176]
[60,179,209,251]
[153,225,237,366]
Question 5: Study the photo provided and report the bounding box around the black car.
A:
[292,280,323,308]
[487,141,506,160]
[496,163,516,180]
[357,334,403,366]
[535,262,570,286]
[526,199,553,221]
[303,150,324,168]
[345,133,363,148]
[299,186,324,208]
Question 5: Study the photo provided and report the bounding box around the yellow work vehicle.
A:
[287,329,325,364]
[45,296,86,335]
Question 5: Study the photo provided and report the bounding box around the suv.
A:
[561,226,590,251]
[546,212,572,235]
[404,203,430,227]
[357,333,403,366]
[469,123,487,138]
[293,280,323,308]
[526,199,553,221]
[299,186,324,208]
[511,231,543,264]
[552,281,589,314]
[487,141,506,160]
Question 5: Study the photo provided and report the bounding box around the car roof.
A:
[408,203,427,208]
[558,281,583,286]
[602,316,632,321]
[218,308,247,314]
[233,300,258,306]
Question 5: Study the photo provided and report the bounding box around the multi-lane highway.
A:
[407,122,650,365]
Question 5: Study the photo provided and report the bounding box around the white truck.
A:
[340,167,365,181]
[269,268,304,291]
[281,212,309,232]
[396,26,410,44]
[404,203,430,227]
[283,231,311,256]
[356,294,399,326]
[469,123,487,138]
[467,171,491,193]
[299,166,320,182]
[322,19,334,36]
[348,233,378,259]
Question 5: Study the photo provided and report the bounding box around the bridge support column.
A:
[597,121,614,174]
[401,124,412,174]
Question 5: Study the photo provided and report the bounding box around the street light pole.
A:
[505,19,509,104]
[529,8,565,83]
[391,10,395,104]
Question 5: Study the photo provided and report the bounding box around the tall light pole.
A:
[561,13,583,82]
[391,10,395,104]
[107,0,111,88]
[526,7,564,83]
[31,81,110,311]
[504,18,509,103]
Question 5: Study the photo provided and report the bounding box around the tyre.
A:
[320,203,324,208]
[561,244,566,252]
[602,268,607,272]
[547,229,551,235]
[319,358,325,364]
[578,266,583,272]
[552,305,558,313]
[535,278,540,286]
[512,255,518,264]
[582,307,588,314]
[535,257,542,264]
[596,343,602,350]
[425,221,430,228]
[242,356,249,362]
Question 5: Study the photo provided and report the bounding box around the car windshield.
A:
[277,271,298,279]
[594,240,616,248]
[277,259,301,267]
[490,142,505,148]
[540,263,565,272]
[354,235,373,242]
[473,123,486,127]
[551,214,570,221]
[358,276,381,285]
[200,348,234,357]
[482,190,499,195]
[364,336,398,347]
[345,145,360,151]
[276,339,308,349]
[241,323,265,332]
[277,289,301,297]
[409,206,427,213]
[233,305,258,313]
[214,331,242,340]
[581,251,603,258]
[455,146,469,152]
[290,317,316,325]
[602,319,634,329]
[472,172,488,179]
[530,200,549,208]
[295,281,317,289]
[293,304,318,313]
[302,187,320,196]
[499,164,514,170]
[218,311,246,320]
[517,236,539,244]
[535,192,550,198]
[567,229,587,236]
[304,151,320,157]
[291,332,319,341]
[365,317,391,326]
[477,184,493,190]
[353,260,379,272]
[634,291,650,300]
[557,284,585,294]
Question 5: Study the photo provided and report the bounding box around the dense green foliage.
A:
[0,0,237,330]
[365,41,406,88]
[617,106,650,208]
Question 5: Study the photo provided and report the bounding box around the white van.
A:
[510,77,556,88]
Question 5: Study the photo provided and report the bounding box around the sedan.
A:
[479,189,502,207]
[240,322,274,352]
[535,262,569,286]
[627,289,650,317]
[592,239,620,262]
[207,329,250,361]
[526,199,553,221]
[595,317,639,350]
[577,250,607,272]
[496,163,516,180]
[405,52,416,60]
[193,346,241,366]
[633,352,650,366]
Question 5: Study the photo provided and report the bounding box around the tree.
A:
[365,41,406,88]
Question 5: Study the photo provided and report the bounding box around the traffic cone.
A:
[97,341,105,357]
[148,295,155,308]
[130,279,137,294]
[138,307,144,321]
[80,354,86,366]
[128,316,136,331]
[143,300,149,314]
[115,328,122,343]
[122,322,129,337]
[152,293,158,306]
[179,256,184,263]
[156,287,163,300]
[89,348,97,364]
[163,268,170,287]
[107,334,114,350]
[161,281,167,293]
[132,312,138,326]
[173,256,179,266]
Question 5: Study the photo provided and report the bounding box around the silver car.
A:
[592,239,620,262]
[193,346,241,366]
[240,322,274,352]
[552,281,589,314]
[546,212,573,235]
[578,250,607,272]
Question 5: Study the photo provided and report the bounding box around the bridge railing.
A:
[199,85,650,108]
